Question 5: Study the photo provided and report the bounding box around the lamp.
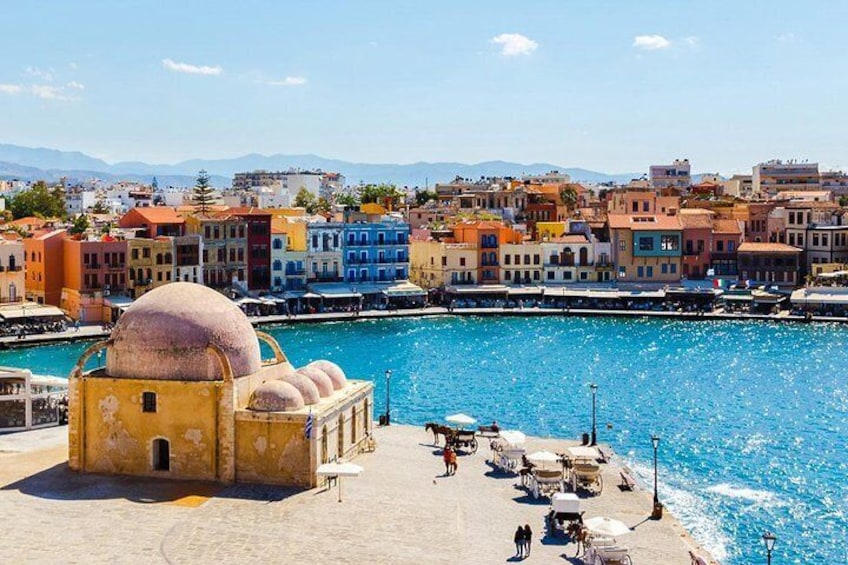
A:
[651,434,662,519]
[384,369,392,425]
[763,531,776,565]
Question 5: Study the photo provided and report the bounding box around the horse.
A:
[424,422,453,446]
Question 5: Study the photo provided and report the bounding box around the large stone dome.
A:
[106,282,261,381]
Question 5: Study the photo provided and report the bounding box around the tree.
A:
[317,197,331,214]
[335,193,359,208]
[68,214,90,236]
[359,183,402,206]
[294,187,318,213]
[9,181,66,219]
[192,170,216,214]
[91,195,110,214]
[415,189,437,206]
[840,195,848,208]
[559,186,578,213]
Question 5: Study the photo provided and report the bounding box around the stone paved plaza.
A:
[0,425,713,564]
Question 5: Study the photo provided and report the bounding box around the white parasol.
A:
[446,413,476,427]
[316,462,364,502]
[498,430,526,445]
[583,516,632,537]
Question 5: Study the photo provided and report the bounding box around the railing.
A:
[285,268,306,275]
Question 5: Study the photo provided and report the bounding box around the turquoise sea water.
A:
[5,316,847,564]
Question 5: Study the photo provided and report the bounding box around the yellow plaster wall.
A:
[235,417,312,487]
[80,378,219,480]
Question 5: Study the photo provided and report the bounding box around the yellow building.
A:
[410,239,477,288]
[68,283,373,487]
[127,237,174,298]
[270,216,308,252]
[536,222,568,241]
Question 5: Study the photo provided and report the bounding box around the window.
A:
[441,256,447,267]
[564,271,572,280]
[524,254,530,265]
[338,414,345,456]
[142,392,157,413]
[459,257,466,267]
[717,240,725,252]
[638,237,654,251]
[670,263,677,274]
[643,201,650,212]
[661,263,668,274]
[637,266,644,278]
[660,235,680,251]
[547,271,554,280]
[504,254,510,265]
[619,240,625,251]
[618,267,626,278]
[143,248,150,259]
[646,266,653,278]
[533,271,540,280]
[533,254,540,265]
[505,271,512,281]
[132,248,139,260]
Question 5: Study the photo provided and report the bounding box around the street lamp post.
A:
[651,434,663,519]
[762,531,776,565]
[589,383,598,446]
[384,369,392,425]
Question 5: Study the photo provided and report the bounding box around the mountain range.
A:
[0,143,644,189]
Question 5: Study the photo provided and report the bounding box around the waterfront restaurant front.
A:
[0,367,67,432]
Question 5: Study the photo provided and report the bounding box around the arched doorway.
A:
[152,438,170,471]
[337,414,345,458]
[321,425,329,463]
[351,407,357,445]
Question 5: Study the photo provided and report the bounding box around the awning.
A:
[0,305,66,320]
[791,288,848,305]
[382,282,426,297]
[236,297,264,305]
[507,286,544,296]
[723,294,753,302]
[446,285,509,295]
[104,296,134,310]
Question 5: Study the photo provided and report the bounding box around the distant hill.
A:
[0,143,643,188]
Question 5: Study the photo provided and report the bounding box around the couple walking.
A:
[513,524,533,558]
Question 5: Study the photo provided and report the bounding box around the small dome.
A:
[107,283,261,381]
[280,372,321,405]
[248,380,304,412]
[307,360,347,390]
[296,366,334,398]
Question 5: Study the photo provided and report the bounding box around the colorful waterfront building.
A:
[229,207,272,291]
[0,232,26,303]
[450,221,522,285]
[608,214,683,283]
[409,235,477,289]
[271,227,307,291]
[679,209,714,280]
[24,229,66,306]
[67,282,373,487]
[710,219,743,277]
[174,234,203,284]
[306,222,344,282]
[737,242,802,288]
[342,215,410,284]
[500,242,543,285]
[60,235,128,322]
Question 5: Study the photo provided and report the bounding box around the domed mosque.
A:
[67,283,374,487]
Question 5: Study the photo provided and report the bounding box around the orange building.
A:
[24,229,67,306]
[450,221,522,284]
[118,207,185,238]
[60,236,128,322]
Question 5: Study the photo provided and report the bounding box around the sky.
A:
[0,0,845,174]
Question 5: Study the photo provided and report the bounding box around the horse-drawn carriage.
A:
[547,492,582,534]
[530,468,564,499]
[572,462,604,495]
[451,429,478,453]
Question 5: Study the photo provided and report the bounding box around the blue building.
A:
[342,216,410,284]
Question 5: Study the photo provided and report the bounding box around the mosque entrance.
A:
[153,438,170,471]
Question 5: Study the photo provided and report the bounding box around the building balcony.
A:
[310,273,342,282]
[285,268,306,275]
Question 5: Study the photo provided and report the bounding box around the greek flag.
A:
[304,410,314,440]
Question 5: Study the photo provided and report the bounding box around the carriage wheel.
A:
[470,438,478,453]
[597,474,604,494]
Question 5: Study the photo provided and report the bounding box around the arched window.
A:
[273,239,283,250]
[563,248,574,267]
[337,414,345,457]
[579,247,588,266]
[152,438,170,471]
[273,260,282,271]
[321,425,329,463]
[136,268,144,282]
[8,255,15,270]
[156,253,163,265]
[164,253,173,264]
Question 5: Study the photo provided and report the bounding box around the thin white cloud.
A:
[683,36,699,47]
[0,83,24,95]
[162,58,222,76]
[31,84,73,100]
[267,76,307,86]
[490,33,539,56]
[66,81,85,90]
[633,34,671,50]
[778,32,798,43]
[25,66,54,81]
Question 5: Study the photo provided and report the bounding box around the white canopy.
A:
[566,446,599,460]
[527,450,560,466]
[584,516,632,537]
[498,430,526,446]
[446,413,476,426]
[316,462,363,477]
[550,492,580,514]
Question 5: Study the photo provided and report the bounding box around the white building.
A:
[649,159,691,189]
[753,160,820,197]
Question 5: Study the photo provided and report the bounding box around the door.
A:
[153,438,170,471]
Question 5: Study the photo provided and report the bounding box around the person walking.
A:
[449,448,458,475]
[513,525,524,558]
[442,445,453,476]
[522,524,533,557]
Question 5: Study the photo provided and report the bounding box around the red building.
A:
[679,209,713,279]
[229,208,271,290]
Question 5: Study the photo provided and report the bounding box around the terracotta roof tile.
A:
[738,242,801,253]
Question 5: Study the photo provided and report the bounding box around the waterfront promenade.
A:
[0,424,715,564]
[0,304,843,349]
